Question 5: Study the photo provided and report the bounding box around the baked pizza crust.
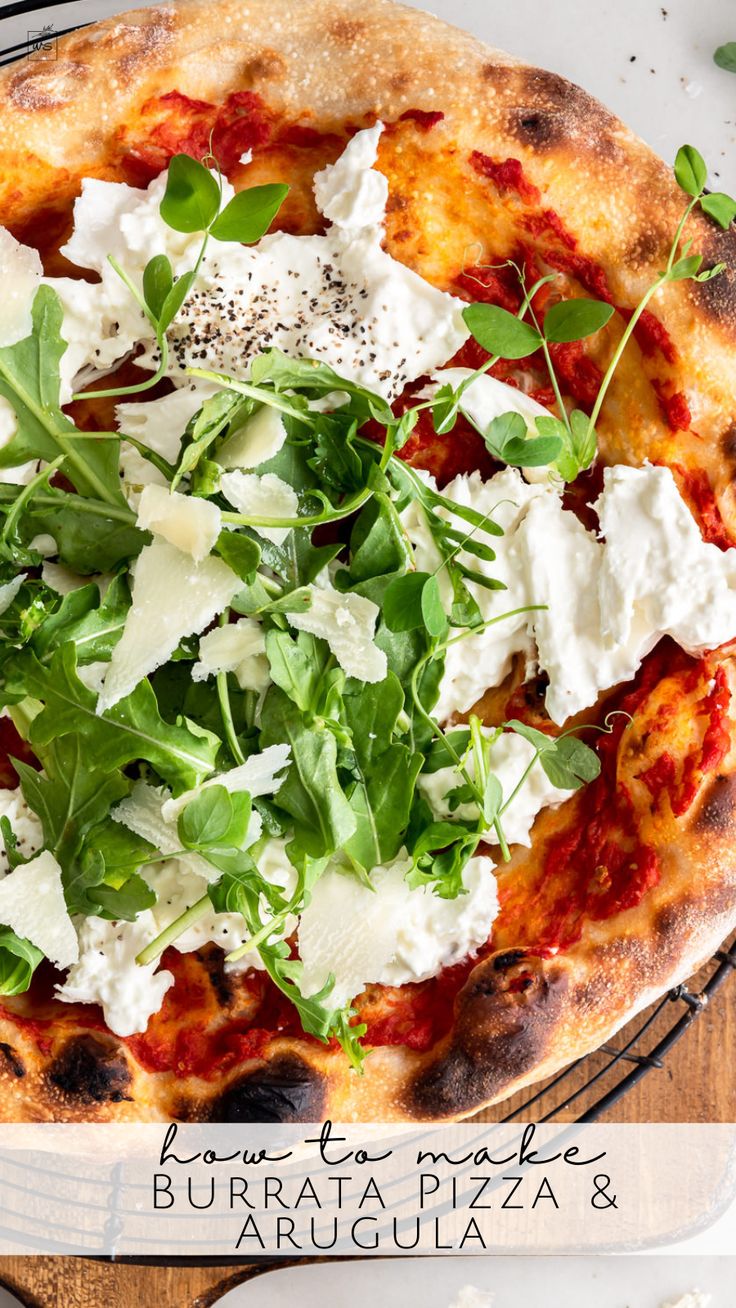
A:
[0,0,735,1122]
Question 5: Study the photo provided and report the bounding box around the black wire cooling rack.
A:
[1,0,735,1131]
[499,932,736,1123]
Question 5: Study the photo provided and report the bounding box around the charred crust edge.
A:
[48,1034,132,1105]
[210,1054,326,1123]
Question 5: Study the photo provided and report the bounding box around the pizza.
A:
[0,0,734,1125]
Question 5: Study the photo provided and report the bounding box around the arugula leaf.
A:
[342,674,423,868]
[172,390,247,491]
[307,416,364,492]
[12,734,132,912]
[462,304,542,359]
[209,184,289,243]
[160,154,221,233]
[0,929,43,997]
[214,530,262,582]
[543,298,614,343]
[260,686,356,857]
[249,349,393,423]
[407,819,480,899]
[9,645,219,792]
[0,287,124,507]
[89,874,156,921]
[351,495,412,582]
[422,728,472,773]
[8,481,146,573]
[32,574,130,664]
[265,629,331,714]
[0,817,26,871]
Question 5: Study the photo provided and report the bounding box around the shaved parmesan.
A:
[56,913,174,1037]
[218,406,287,471]
[136,483,221,561]
[96,538,240,712]
[220,471,299,546]
[288,586,387,683]
[41,561,85,596]
[0,573,26,616]
[192,617,269,691]
[0,228,43,347]
[0,851,78,968]
[161,743,291,823]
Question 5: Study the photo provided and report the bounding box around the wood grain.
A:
[0,971,733,1306]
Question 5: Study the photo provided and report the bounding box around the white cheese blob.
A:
[298,852,498,1006]
[220,470,299,546]
[192,617,269,691]
[56,913,175,1037]
[0,227,43,347]
[419,729,569,847]
[52,129,467,402]
[160,743,291,824]
[288,585,387,683]
[218,405,287,471]
[97,538,240,711]
[403,468,546,722]
[0,851,78,968]
[0,573,26,616]
[597,463,736,654]
[0,788,44,874]
[136,483,221,562]
[514,491,627,724]
[313,121,388,229]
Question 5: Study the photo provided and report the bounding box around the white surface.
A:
[1,0,734,189]
[215,1255,729,1307]
[0,1290,22,1308]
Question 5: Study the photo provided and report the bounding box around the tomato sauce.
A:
[118,89,278,184]
[672,464,734,549]
[469,152,541,204]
